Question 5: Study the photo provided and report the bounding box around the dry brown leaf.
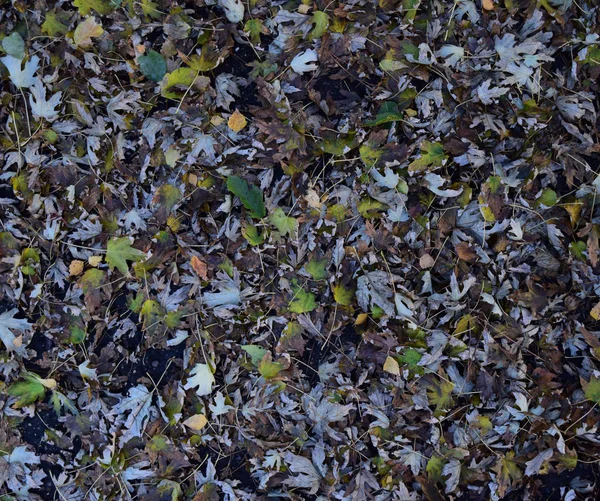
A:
[191,256,208,280]
[455,242,478,263]
[419,254,435,269]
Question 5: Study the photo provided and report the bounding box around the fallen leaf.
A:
[73,16,104,48]
[69,260,84,276]
[183,414,208,431]
[191,256,208,280]
[591,302,600,320]
[88,255,103,267]
[228,109,247,132]
[419,254,435,269]
[383,356,400,375]
[482,0,494,10]
[355,312,369,325]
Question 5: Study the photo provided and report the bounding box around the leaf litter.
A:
[0,0,600,500]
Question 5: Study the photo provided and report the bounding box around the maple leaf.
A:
[184,363,215,397]
[113,385,154,446]
[408,141,447,172]
[1,55,39,88]
[290,49,318,73]
[0,446,43,493]
[209,391,233,416]
[289,281,317,314]
[29,79,62,122]
[283,452,321,495]
[73,16,104,48]
[426,379,455,416]
[215,73,241,110]
[106,237,146,275]
[0,308,32,354]
[494,452,522,498]
[73,0,114,16]
[203,272,242,308]
[269,208,298,236]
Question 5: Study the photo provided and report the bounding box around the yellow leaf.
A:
[228,109,247,133]
[355,312,369,325]
[39,377,57,390]
[69,260,84,276]
[383,356,400,375]
[482,0,494,10]
[73,16,104,48]
[591,302,600,320]
[564,203,582,227]
[183,414,208,431]
[88,255,103,267]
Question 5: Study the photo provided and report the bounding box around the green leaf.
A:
[242,223,264,246]
[305,258,328,280]
[165,310,183,329]
[140,299,164,334]
[359,143,383,168]
[154,184,181,214]
[73,0,114,16]
[139,50,167,82]
[569,241,586,260]
[2,33,25,59]
[310,11,330,39]
[241,345,267,366]
[227,175,266,219]
[427,379,455,416]
[161,68,197,99]
[79,268,105,293]
[7,376,46,407]
[106,237,146,275]
[365,102,404,127]
[42,11,69,37]
[289,281,317,314]
[408,141,447,172]
[399,348,422,368]
[538,188,557,207]
[269,208,298,236]
[585,377,600,403]
[70,326,86,344]
[357,197,387,218]
[402,0,422,22]
[319,135,356,156]
[258,357,283,379]
[140,0,162,19]
[128,291,145,313]
[244,18,266,44]
[333,283,354,306]
[185,46,221,72]
[426,455,446,483]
